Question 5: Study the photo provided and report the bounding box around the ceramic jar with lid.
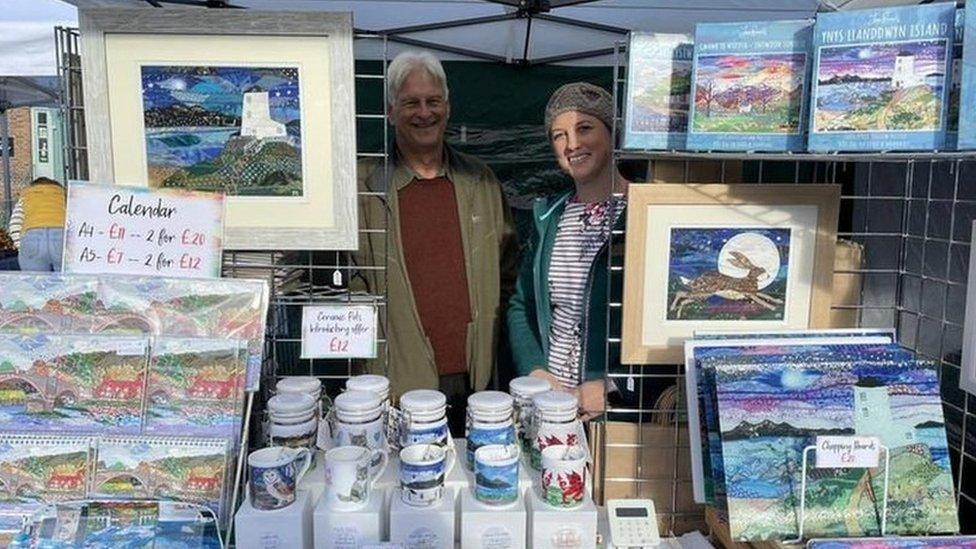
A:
[267,392,319,453]
[345,374,390,407]
[465,390,515,469]
[508,376,551,454]
[530,390,584,470]
[276,376,322,405]
[398,389,450,448]
[332,390,386,448]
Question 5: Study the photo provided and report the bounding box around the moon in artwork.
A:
[717,232,781,290]
[780,369,812,389]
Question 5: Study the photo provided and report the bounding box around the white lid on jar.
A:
[509,376,551,398]
[267,392,317,415]
[532,390,578,419]
[334,390,384,422]
[335,389,383,411]
[468,390,513,415]
[345,374,390,398]
[276,376,322,395]
[400,389,447,422]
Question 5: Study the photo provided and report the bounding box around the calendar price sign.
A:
[63,182,225,278]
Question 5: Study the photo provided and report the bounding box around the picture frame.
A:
[621,184,840,364]
[959,221,976,394]
[79,8,358,250]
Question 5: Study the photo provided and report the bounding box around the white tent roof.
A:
[50,0,935,66]
[1,0,77,76]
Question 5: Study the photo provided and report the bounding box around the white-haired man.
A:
[353,50,516,436]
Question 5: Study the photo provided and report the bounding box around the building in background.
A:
[0,105,64,224]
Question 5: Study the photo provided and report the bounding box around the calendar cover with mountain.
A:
[808,3,955,152]
[623,32,694,150]
[686,19,812,152]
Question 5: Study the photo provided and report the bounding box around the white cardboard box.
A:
[459,486,527,549]
[313,486,385,548]
[234,489,313,549]
[526,485,597,549]
[389,487,456,549]
[445,437,470,491]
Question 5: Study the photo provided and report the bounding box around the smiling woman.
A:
[508,82,637,420]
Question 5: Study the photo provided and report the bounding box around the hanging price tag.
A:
[815,436,881,468]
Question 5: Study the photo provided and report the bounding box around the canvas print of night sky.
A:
[692,53,807,135]
[814,40,948,133]
[140,65,303,197]
[693,343,911,507]
[715,359,958,541]
[667,228,790,321]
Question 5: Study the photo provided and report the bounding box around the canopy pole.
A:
[0,108,12,222]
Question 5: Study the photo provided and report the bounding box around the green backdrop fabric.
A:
[356,60,613,211]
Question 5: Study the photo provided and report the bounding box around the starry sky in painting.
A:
[819,39,947,80]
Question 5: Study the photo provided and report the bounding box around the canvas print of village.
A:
[0,439,90,504]
[93,438,227,516]
[141,65,304,197]
[145,339,244,437]
[667,228,790,321]
[0,336,148,434]
[692,53,806,134]
[715,361,958,541]
[627,38,693,135]
[814,40,948,133]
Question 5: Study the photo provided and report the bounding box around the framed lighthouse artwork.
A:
[79,9,358,250]
[620,184,840,364]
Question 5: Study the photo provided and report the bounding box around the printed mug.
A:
[332,416,388,475]
[473,444,520,506]
[532,419,584,470]
[248,446,313,511]
[466,420,515,470]
[399,443,456,507]
[540,444,587,509]
[400,417,451,448]
[323,445,389,511]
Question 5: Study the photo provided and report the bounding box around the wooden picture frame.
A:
[621,184,840,364]
[960,222,976,395]
[79,8,357,250]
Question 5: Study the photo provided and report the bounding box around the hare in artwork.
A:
[669,250,784,319]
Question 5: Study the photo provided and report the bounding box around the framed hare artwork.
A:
[621,184,840,364]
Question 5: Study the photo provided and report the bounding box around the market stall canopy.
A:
[55,0,933,66]
[0,76,60,110]
[1,0,78,76]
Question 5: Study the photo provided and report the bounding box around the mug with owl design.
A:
[323,445,389,511]
[540,444,587,509]
[248,446,313,511]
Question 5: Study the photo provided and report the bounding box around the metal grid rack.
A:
[56,31,393,517]
[55,26,87,183]
[58,22,976,538]
[603,42,976,536]
[56,29,393,399]
[216,33,394,438]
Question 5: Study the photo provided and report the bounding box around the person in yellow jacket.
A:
[16,177,66,272]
